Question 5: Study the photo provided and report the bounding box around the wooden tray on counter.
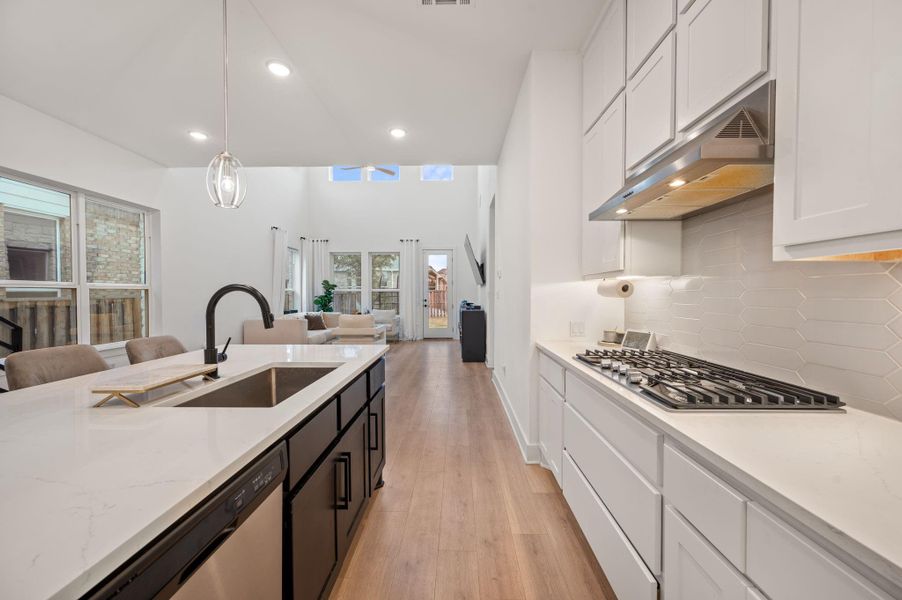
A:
[92,364,218,408]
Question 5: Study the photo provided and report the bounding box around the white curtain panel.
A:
[299,238,310,312]
[311,240,331,301]
[399,239,423,341]
[270,228,288,317]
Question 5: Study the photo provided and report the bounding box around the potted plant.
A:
[313,280,337,312]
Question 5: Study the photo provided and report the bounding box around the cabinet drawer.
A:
[747,504,891,600]
[538,377,564,487]
[664,443,747,569]
[562,452,658,600]
[538,351,565,395]
[339,374,368,430]
[288,398,339,490]
[565,372,662,484]
[565,404,661,573]
[664,506,752,600]
[368,359,385,400]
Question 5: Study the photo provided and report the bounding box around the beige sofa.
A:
[243,312,341,345]
[332,314,388,345]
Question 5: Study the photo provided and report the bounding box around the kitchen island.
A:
[0,343,388,600]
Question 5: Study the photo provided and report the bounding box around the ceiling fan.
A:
[341,165,397,176]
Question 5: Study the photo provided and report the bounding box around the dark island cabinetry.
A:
[287,358,387,600]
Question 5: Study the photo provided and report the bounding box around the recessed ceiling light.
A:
[266,60,291,77]
[616,208,629,215]
[188,130,208,141]
[669,179,687,188]
[389,128,407,139]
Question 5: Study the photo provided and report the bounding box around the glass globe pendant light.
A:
[206,0,246,208]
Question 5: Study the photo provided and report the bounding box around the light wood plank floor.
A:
[331,340,615,600]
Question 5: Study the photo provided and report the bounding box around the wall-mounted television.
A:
[464,234,486,286]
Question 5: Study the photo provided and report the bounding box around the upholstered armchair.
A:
[371,309,401,340]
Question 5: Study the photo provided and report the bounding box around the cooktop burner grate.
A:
[574,348,843,411]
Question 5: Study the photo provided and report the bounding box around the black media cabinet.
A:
[459,301,486,363]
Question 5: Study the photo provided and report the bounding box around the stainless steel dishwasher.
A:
[86,442,287,600]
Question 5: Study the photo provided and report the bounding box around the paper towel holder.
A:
[597,278,634,298]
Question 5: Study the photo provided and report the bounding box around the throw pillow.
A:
[305,313,327,330]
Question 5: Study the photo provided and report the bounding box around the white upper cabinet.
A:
[582,93,626,276]
[625,31,676,169]
[676,0,769,131]
[678,0,698,13]
[582,0,626,132]
[773,0,902,254]
[627,0,676,78]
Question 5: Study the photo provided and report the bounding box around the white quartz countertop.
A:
[537,340,902,593]
[0,344,388,600]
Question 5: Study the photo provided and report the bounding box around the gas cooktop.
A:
[574,348,844,411]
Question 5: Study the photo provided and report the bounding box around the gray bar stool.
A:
[125,335,188,365]
[5,345,110,391]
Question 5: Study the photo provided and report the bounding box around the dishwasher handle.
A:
[177,524,238,584]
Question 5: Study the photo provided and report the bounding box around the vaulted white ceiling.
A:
[0,0,601,167]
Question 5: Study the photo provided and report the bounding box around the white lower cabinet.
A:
[664,506,753,600]
[747,504,891,600]
[565,372,662,485]
[663,443,747,570]
[565,404,662,573]
[549,358,893,600]
[537,376,563,487]
[562,452,658,600]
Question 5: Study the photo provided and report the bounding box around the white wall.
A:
[0,94,165,209]
[475,165,497,364]
[158,168,309,350]
[489,51,625,460]
[0,93,312,355]
[306,165,482,330]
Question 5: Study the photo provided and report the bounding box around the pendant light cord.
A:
[222,0,229,153]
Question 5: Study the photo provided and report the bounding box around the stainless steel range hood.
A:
[591,82,775,221]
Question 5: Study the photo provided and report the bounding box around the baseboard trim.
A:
[491,373,541,464]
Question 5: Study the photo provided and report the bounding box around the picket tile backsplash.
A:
[625,193,902,419]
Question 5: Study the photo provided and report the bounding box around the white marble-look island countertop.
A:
[0,343,388,600]
[537,340,902,595]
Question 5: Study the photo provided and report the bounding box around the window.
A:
[369,165,400,182]
[330,166,363,182]
[284,247,300,314]
[0,173,154,356]
[85,198,149,345]
[370,252,400,312]
[421,164,454,181]
[330,165,401,182]
[331,253,362,314]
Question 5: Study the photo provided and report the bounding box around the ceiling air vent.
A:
[422,0,470,5]
[715,108,763,140]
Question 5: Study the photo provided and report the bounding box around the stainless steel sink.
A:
[176,366,336,408]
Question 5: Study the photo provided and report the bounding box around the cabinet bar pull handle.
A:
[342,451,352,505]
[369,413,379,451]
[335,455,350,510]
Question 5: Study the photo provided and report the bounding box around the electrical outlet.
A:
[570,321,585,337]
